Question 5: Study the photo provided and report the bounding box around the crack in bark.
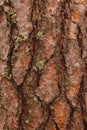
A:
[77,25,83,57]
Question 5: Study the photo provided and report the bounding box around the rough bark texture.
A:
[0,0,87,130]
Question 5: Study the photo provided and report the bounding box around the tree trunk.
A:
[0,0,87,130]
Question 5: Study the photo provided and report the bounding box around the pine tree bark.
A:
[0,0,87,130]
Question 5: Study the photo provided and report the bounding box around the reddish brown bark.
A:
[0,0,87,130]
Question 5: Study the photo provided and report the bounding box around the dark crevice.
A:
[66,96,75,129]
[77,25,83,57]
[5,0,18,87]
[53,120,60,130]
[78,75,87,129]
[0,6,4,14]
[84,122,87,130]
[7,42,16,86]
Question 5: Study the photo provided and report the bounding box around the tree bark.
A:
[0,0,87,130]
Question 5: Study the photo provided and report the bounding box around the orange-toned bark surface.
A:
[0,0,87,130]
